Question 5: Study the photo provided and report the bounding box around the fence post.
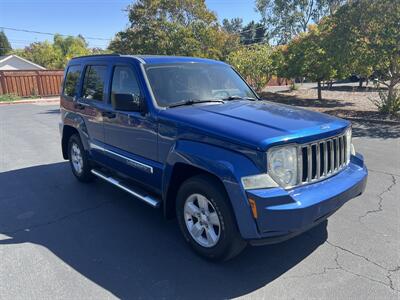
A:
[36,70,44,97]
[0,71,8,94]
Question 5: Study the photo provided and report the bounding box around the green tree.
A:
[0,31,12,55]
[227,44,275,92]
[14,35,103,69]
[326,0,400,113]
[283,25,337,100]
[18,41,62,69]
[240,21,268,45]
[53,34,91,66]
[256,0,343,44]
[222,18,243,34]
[108,0,239,60]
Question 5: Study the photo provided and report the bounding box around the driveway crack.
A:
[358,174,397,221]
[326,241,400,292]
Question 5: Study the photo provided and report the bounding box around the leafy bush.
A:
[290,83,299,91]
[371,86,400,115]
[227,44,275,92]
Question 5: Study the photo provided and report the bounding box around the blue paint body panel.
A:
[60,54,368,243]
[246,156,367,240]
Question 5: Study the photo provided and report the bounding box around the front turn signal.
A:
[248,198,258,219]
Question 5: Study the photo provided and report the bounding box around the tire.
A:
[68,134,93,182]
[176,175,247,261]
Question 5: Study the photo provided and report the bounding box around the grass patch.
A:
[0,94,40,102]
[0,94,20,102]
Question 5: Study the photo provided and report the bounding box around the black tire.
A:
[67,134,93,182]
[176,175,247,261]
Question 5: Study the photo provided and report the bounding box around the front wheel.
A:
[68,134,93,182]
[176,175,246,261]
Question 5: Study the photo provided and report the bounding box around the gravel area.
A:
[262,84,400,122]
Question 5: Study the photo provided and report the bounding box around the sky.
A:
[0,0,260,50]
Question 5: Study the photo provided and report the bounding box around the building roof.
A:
[0,55,46,70]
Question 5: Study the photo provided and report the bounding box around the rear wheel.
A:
[176,175,246,261]
[68,134,93,182]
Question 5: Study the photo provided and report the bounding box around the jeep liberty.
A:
[59,54,368,260]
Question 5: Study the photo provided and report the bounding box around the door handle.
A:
[74,103,86,110]
[102,111,116,119]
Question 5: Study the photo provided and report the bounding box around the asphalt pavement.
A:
[0,103,399,299]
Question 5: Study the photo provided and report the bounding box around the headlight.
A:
[268,145,298,188]
[345,127,354,163]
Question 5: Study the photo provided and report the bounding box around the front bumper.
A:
[246,154,367,245]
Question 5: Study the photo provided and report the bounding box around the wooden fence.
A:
[0,70,64,97]
[0,69,290,98]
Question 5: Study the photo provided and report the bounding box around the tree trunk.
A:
[359,77,363,88]
[387,83,394,110]
[317,81,322,100]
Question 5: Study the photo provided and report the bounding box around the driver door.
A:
[102,64,158,186]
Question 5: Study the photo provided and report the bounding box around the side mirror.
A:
[111,93,141,112]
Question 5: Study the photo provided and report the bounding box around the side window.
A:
[63,65,81,98]
[111,66,142,101]
[82,65,107,101]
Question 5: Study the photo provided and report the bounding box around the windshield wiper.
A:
[168,99,224,108]
[222,95,257,101]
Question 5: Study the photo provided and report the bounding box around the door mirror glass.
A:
[111,93,141,111]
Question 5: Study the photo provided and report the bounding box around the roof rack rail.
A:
[71,53,121,59]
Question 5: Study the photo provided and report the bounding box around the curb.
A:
[0,98,59,105]
[340,116,400,125]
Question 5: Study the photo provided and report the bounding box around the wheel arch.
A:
[164,163,227,219]
[61,126,79,159]
[162,140,262,240]
[61,112,90,159]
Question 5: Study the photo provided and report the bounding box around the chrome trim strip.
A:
[91,170,160,207]
[316,143,320,179]
[132,55,146,64]
[89,142,154,174]
[330,140,334,173]
[323,141,328,176]
[340,136,345,166]
[335,137,339,170]
[307,145,312,182]
[297,146,303,184]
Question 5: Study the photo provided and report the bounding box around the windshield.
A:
[144,63,257,107]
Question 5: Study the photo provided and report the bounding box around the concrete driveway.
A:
[0,104,399,299]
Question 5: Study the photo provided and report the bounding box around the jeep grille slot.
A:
[300,133,348,184]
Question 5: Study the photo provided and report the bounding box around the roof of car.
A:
[70,54,227,66]
[134,55,227,65]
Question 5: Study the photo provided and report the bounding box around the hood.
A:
[160,101,350,150]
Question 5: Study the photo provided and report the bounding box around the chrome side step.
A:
[91,169,161,208]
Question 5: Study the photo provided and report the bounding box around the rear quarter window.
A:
[63,65,81,98]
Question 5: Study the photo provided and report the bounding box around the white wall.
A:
[0,57,45,70]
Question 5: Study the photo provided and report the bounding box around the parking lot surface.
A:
[0,104,399,299]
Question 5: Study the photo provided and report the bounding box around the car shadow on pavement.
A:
[0,162,327,299]
[352,121,400,139]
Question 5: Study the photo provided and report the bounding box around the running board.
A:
[91,169,161,208]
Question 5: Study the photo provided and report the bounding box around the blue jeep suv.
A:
[60,54,368,261]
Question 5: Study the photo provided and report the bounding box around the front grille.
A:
[299,133,348,184]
